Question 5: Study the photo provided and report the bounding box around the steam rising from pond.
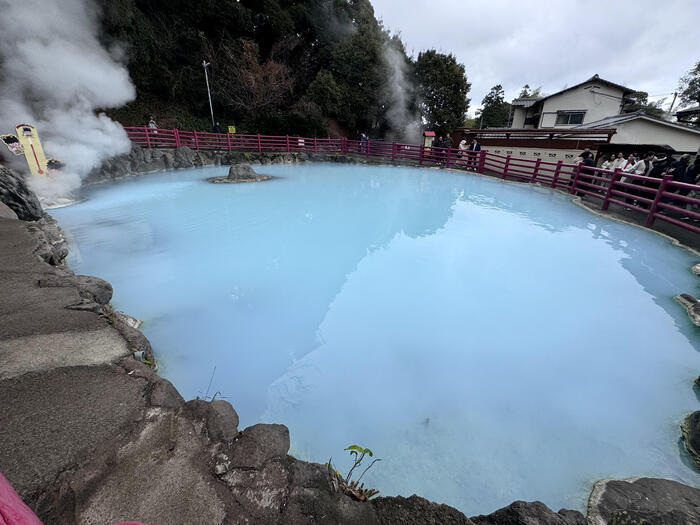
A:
[382,39,422,144]
[0,0,135,206]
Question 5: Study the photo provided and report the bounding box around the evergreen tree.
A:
[679,61,700,106]
[622,91,666,119]
[97,0,469,138]
[518,84,541,98]
[414,50,470,134]
[478,85,510,128]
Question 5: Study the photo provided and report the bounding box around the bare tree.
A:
[212,39,293,118]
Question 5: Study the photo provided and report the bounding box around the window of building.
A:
[555,111,585,125]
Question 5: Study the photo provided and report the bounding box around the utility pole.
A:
[668,92,678,116]
[202,60,215,129]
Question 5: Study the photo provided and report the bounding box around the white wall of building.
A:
[539,83,624,128]
[511,108,527,128]
[481,146,584,163]
[610,119,700,152]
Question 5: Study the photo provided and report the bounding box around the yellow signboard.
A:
[228,125,237,134]
[15,123,48,176]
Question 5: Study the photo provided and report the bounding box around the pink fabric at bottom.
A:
[0,471,43,525]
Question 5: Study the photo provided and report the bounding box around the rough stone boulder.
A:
[173,145,197,169]
[0,165,43,221]
[184,399,240,442]
[676,294,700,326]
[225,423,289,468]
[470,500,585,525]
[72,275,113,305]
[372,494,474,524]
[587,477,700,524]
[682,411,700,470]
[25,213,68,265]
[207,163,273,183]
[229,163,260,180]
[693,263,700,277]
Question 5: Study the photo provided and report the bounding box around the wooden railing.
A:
[124,126,700,236]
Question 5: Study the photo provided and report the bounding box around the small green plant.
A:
[327,445,382,501]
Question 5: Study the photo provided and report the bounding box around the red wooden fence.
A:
[125,127,700,236]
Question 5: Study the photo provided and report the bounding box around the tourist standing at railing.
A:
[444,133,453,150]
[666,154,693,206]
[610,152,626,171]
[601,155,615,170]
[458,139,468,156]
[623,152,654,206]
[578,146,596,187]
[213,121,223,133]
[620,154,636,175]
[431,135,443,163]
[148,116,158,134]
[360,133,369,153]
[467,139,481,170]
[686,156,700,184]
[579,147,594,166]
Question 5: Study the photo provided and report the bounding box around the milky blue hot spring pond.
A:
[52,163,700,515]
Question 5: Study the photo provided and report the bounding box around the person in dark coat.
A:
[684,156,699,184]
[467,139,481,170]
[666,154,693,206]
[213,122,223,133]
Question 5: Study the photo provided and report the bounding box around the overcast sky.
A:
[370,0,700,117]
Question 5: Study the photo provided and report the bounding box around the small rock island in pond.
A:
[208,163,273,184]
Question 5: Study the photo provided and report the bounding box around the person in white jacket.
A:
[624,152,654,176]
[622,152,654,205]
[601,155,615,170]
[610,152,626,171]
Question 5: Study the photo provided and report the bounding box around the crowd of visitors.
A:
[580,148,700,218]
[596,150,699,186]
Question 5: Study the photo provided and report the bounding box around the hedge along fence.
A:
[125,126,700,236]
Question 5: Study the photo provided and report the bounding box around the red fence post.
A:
[570,162,583,195]
[446,148,452,168]
[419,145,425,165]
[144,126,151,149]
[392,142,397,162]
[602,169,621,211]
[478,150,486,173]
[173,129,180,148]
[502,155,511,179]
[532,158,542,183]
[313,137,318,154]
[286,135,290,153]
[551,160,563,188]
[366,140,370,159]
[645,174,671,227]
[342,137,347,155]
[193,130,199,150]
[226,132,231,151]
[257,134,262,152]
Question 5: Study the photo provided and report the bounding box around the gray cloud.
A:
[371,0,700,115]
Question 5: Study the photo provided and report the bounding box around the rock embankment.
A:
[2,162,700,524]
[87,145,310,184]
[86,144,407,185]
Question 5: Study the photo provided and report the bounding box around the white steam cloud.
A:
[0,0,135,206]
[382,40,422,144]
